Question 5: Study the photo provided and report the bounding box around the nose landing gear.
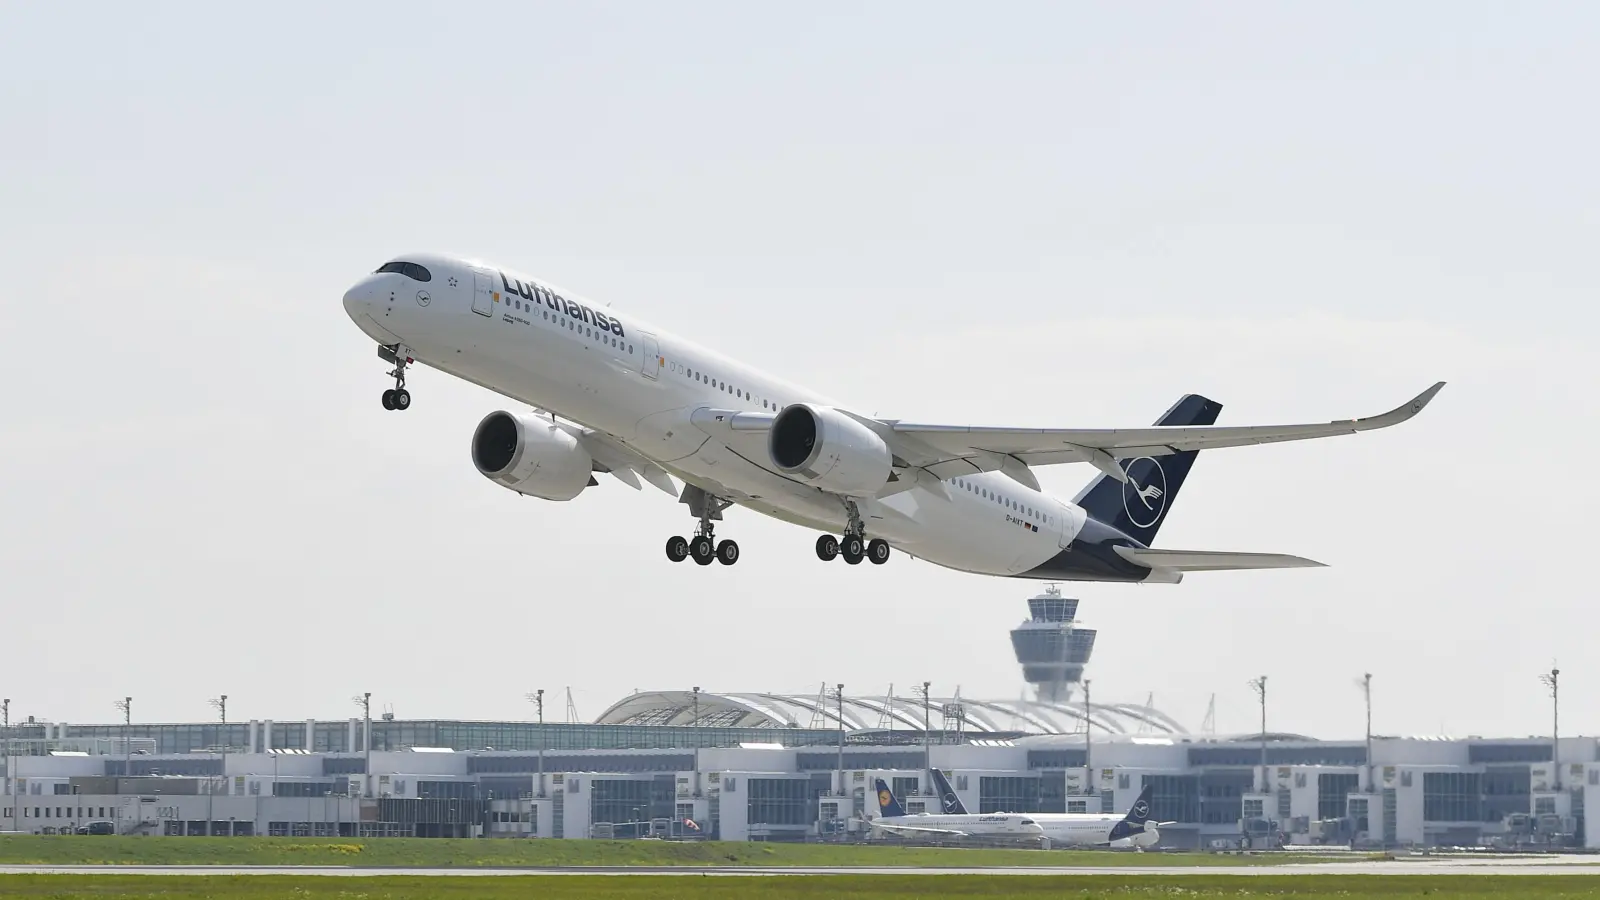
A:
[379,345,412,411]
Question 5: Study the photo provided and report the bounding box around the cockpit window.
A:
[375,261,433,283]
[1019,818,1035,825]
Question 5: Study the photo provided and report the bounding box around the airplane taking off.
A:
[342,252,1444,582]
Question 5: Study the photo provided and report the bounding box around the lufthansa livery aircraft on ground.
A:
[928,769,1170,849]
[342,253,1444,582]
[866,779,1045,843]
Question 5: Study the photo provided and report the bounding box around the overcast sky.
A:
[2,2,1596,741]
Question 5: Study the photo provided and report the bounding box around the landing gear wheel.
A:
[816,534,839,562]
[867,539,890,565]
[841,535,865,565]
[665,536,690,563]
[379,345,413,411]
[690,536,715,566]
[716,539,740,565]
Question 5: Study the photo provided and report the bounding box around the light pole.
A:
[833,684,845,797]
[352,693,372,798]
[1083,679,1094,796]
[114,697,132,777]
[1356,674,1373,792]
[691,686,701,798]
[918,681,932,780]
[1540,667,1560,790]
[1248,677,1267,793]
[3,698,11,833]
[208,694,227,834]
[526,690,546,798]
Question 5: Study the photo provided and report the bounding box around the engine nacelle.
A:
[768,403,893,497]
[471,411,594,501]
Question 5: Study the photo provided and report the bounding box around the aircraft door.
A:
[639,333,661,380]
[471,269,496,317]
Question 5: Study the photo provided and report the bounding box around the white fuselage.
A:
[342,252,1090,577]
[870,812,1045,840]
[1025,813,1160,848]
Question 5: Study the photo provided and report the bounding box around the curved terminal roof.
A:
[593,690,1186,736]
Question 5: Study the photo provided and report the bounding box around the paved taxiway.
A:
[2,855,1598,877]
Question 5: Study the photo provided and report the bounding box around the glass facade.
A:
[470,754,693,774]
[745,778,810,826]
[273,781,337,798]
[1423,772,1483,822]
[3,720,852,757]
[590,779,652,826]
[1199,770,1253,825]
[1038,770,1066,813]
[1146,774,1200,823]
[1027,749,1087,769]
[891,776,919,799]
[795,751,923,771]
[106,759,221,777]
[1317,773,1359,820]
[1482,766,1531,823]
[979,776,1039,814]
[1188,745,1367,767]
[1468,744,1552,764]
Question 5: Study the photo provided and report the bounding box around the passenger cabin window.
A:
[375,261,433,283]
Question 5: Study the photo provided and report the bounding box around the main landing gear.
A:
[815,500,891,566]
[666,486,739,566]
[379,344,412,411]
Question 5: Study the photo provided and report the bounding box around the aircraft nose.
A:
[342,283,370,320]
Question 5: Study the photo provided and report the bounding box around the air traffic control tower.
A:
[1009,584,1097,703]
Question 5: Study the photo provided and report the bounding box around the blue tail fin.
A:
[874,779,908,818]
[927,769,969,815]
[1072,394,1222,546]
[1108,783,1155,841]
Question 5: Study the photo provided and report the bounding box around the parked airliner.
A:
[341,252,1443,581]
[928,769,1170,849]
[866,779,1045,843]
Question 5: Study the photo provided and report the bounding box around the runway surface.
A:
[2,855,1598,877]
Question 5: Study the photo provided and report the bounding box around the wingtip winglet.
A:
[1414,380,1447,410]
[1364,381,1446,428]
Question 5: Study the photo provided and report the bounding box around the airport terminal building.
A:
[2,717,1591,850]
[1,591,1586,850]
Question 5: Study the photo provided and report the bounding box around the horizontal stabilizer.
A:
[1114,546,1325,572]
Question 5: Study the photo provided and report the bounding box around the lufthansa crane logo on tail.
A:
[877,789,892,808]
[1120,457,1168,530]
[941,791,961,813]
[1132,799,1150,819]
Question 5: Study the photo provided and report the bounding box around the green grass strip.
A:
[0,874,1598,899]
[0,836,1341,867]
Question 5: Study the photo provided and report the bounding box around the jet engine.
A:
[471,411,594,501]
[768,403,893,497]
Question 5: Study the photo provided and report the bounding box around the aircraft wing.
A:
[1114,547,1326,571]
[867,821,972,837]
[558,423,679,496]
[858,382,1444,484]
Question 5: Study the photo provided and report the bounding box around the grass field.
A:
[0,875,1596,899]
[0,835,1343,867]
